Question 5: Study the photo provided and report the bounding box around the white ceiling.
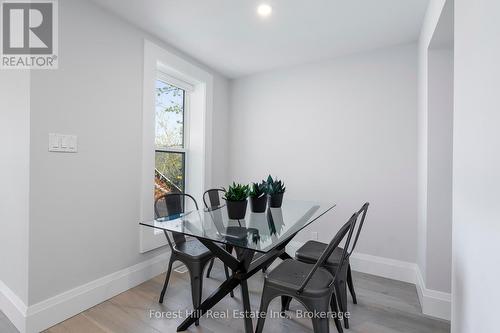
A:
[92,0,429,78]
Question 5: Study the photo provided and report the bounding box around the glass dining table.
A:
[140,199,336,332]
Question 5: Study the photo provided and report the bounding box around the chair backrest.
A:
[347,202,369,256]
[154,193,199,246]
[203,188,225,208]
[297,212,358,294]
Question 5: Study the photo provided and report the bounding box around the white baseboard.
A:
[1,252,170,333]
[26,252,169,333]
[287,241,451,321]
[2,243,450,332]
[415,267,451,321]
[350,252,418,284]
[0,280,27,332]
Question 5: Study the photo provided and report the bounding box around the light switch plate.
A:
[49,133,78,153]
[49,133,60,149]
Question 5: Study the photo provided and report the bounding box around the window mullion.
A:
[155,148,187,154]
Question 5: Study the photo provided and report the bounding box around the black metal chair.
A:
[203,189,224,279]
[203,188,225,209]
[255,213,358,333]
[294,202,369,328]
[202,188,234,297]
[155,193,215,326]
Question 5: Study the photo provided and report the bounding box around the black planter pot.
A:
[226,199,248,220]
[250,195,267,213]
[269,192,284,208]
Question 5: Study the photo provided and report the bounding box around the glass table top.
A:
[140,200,335,253]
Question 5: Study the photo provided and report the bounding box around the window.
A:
[154,77,187,200]
[141,41,213,253]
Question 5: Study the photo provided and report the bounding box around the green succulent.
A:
[223,182,250,201]
[266,175,286,194]
[249,181,267,198]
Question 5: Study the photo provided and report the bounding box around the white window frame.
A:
[140,40,214,253]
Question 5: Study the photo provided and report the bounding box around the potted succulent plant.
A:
[249,181,268,213]
[223,182,250,220]
[266,175,286,208]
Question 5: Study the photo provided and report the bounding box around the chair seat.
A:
[266,259,333,296]
[174,239,214,260]
[296,240,344,267]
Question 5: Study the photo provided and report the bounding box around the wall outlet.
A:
[311,231,318,240]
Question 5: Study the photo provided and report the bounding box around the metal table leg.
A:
[177,237,294,333]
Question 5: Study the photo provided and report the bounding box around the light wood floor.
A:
[2,261,451,333]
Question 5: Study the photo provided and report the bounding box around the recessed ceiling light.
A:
[257,4,272,17]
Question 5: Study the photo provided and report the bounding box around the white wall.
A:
[417,0,447,290]
[426,47,453,293]
[0,70,30,306]
[212,75,230,186]
[453,0,500,331]
[229,44,418,263]
[417,0,454,300]
[27,0,229,305]
[415,1,454,320]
